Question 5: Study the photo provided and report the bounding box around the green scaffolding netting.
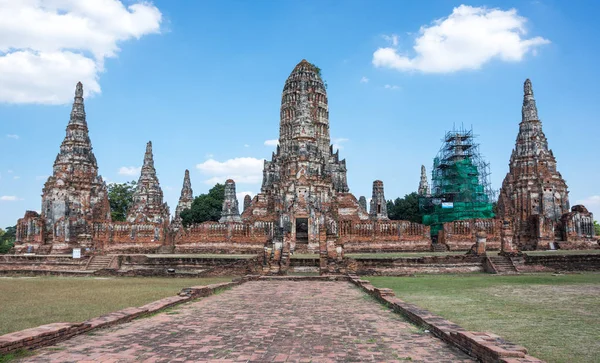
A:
[420,129,495,237]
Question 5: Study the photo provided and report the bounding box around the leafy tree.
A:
[386,192,422,223]
[180,183,225,227]
[108,181,137,221]
[0,226,16,254]
[594,220,600,236]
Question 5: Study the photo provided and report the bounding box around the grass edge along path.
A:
[367,273,600,363]
[0,276,232,336]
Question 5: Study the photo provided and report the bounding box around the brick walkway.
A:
[25,281,473,362]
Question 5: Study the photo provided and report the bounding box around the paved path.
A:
[25,281,473,362]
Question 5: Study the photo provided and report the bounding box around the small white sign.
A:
[72,248,81,259]
[441,202,454,209]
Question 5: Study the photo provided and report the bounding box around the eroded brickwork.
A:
[15,83,111,254]
[175,169,193,220]
[127,141,170,224]
[498,79,595,249]
[219,179,242,223]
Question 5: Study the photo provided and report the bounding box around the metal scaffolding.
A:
[420,126,496,237]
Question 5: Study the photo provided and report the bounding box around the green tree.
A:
[386,192,422,223]
[107,181,137,221]
[180,183,225,227]
[0,225,16,254]
[594,220,600,236]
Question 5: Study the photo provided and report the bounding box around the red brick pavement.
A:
[23,281,474,362]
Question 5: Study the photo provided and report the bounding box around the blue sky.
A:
[1,0,599,228]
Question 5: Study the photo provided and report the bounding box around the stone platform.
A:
[24,280,473,362]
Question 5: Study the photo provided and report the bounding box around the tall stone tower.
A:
[369,180,389,220]
[418,165,430,196]
[497,79,570,248]
[175,169,193,220]
[40,82,111,245]
[219,179,242,223]
[126,142,170,224]
[249,59,356,247]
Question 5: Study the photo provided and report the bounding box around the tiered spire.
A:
[418,165,430,196]
[521,79,539,122]
[219,179,242,223]
[175,169,194,219]
[497,79,570,246]
[41,82,110,238]
[127,141,170,224]
[369,180,389,220]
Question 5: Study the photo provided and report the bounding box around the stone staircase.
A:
[487,256,519,274]
[431,243,449,252]
[85,255,114,271]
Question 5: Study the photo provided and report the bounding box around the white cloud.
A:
[0,196,21,201]
[332,137,349,151]
[382,34,399,46]
[196,157,264,185]
[7,170,13,174]
[384,84,400,90]
[244,144,250,148]
[205,153,214,159]
[264,139,279,147]
[372,5,549,73]
[13,176,20,180]
[0,1,162,104]
[118,166,141,176]
[6,134,19,139]
[360,76,369,83]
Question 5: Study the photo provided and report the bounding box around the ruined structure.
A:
[243,195,252,212]
[126,142,170,224]
[14,83,111,253]
[369,180,388,220]
[498,79,595,249]
[219,179,242,223]
[358,196,367,213]
[418,165,430,196]
[241,60,429,257]
[175,170,194,220]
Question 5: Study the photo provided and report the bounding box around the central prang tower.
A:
[245,60,363,249]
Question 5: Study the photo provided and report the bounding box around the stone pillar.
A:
[475,231,487,255]
[500,219,515,254]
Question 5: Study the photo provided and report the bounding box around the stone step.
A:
[86,256,114,271]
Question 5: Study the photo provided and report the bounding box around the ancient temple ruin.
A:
[12,66,594,258]
[126,142,170,224]
[14,83,111,254]
[219,179,242,223]
[175,169,194,221]
[240,60,428,255]
[498,79,595,249]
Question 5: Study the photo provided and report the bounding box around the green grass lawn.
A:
[367,273,600,363]
[524,249,600,256]
[0,276,232,335]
